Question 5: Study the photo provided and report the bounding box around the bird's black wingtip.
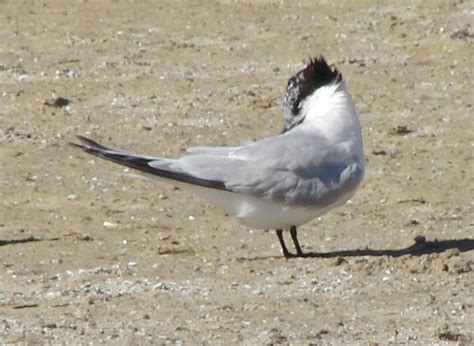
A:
[69,135,229,192]
[76,135,109,150]
[68,141,85,150]
[69,135,115,152]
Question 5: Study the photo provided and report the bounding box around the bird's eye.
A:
[292,101,301,116]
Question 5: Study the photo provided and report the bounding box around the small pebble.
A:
[103,221,118,229]
[332,257,345,266]
[43,97,71,108]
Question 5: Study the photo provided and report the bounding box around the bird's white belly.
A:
[186,181,357,229]
[235,199,325,229]
[142,168,361,229]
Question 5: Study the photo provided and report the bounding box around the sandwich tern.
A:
[71,56,365,258]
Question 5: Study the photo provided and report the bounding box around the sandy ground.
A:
[1,0,473,344]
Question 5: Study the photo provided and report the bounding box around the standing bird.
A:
[70,56,364,258]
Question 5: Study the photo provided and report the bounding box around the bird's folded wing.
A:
[186,146,240,155]
[71,133,362,206]
[155,131,362,205]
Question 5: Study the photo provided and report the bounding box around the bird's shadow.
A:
[238,236,474,261]
[0,236,59,247]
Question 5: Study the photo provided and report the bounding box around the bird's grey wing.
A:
[71,133,362,206]
[224,132,343,205]
[154,131,322,183]
[186,146,240,156]
[163,130,362,206]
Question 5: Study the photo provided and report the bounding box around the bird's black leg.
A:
[290,226,304,257]
[276,229,291,258]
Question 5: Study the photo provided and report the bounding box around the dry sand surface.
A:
[1,0,473,344]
